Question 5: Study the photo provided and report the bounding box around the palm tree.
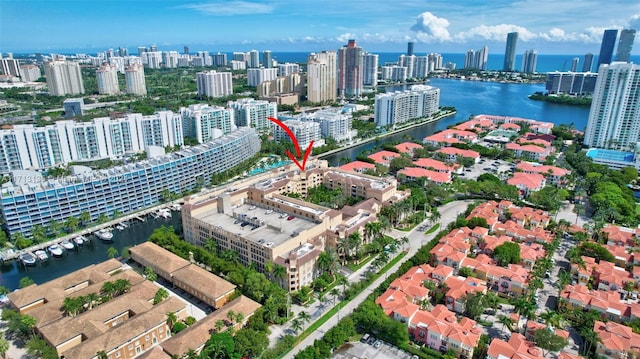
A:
[101,281,117,300]
[0,337,8,359]
[96,351,108,359]
[227,309,236,325]
[48,219,61,237]
[431,206,441,225]
[273,264,287,284]
[298,311,311,330]
[153,288,169,305]
[62,296,84,317]
[84,292,100,310]
[220,249,239,262]
[330,288,340,305]
[204,238,218,254]
[235,312,245,327]
[107,246,119,259]
[347,232,362,260]
[580,327,601,355]
[364,221,382,242]
[539,309,562,328]
[497,314,514,334]
[290,318,303,334]
[97,214,109,224]
[215,319,225,332]
[144,266,158,282]
[166,312,178,330]
[80,211,91,226]
[113,279,131,296]
[317,248,339,279]
[337,237,349,263]
[31,224,46,243]
[65,216,80,233]
[400,236,410,250]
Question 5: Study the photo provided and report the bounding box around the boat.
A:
[47,244,64,257]
[150,212,160,219]
[158,209,171,219]
[19,252,37,266]
[73,236,86,246]
[34,250,48,262]
[116,224,125,231]
[60,240,75,251]
[171,204,181,211]
[120,221,129,228]
[95,229,114,242]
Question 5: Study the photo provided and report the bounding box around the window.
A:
[115,352,121,358]
[136,347,141,354]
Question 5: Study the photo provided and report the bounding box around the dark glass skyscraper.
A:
[583,53,594,72]
[615,29,637,62]
[597,29,618,68]
[407,42,415,56]
[503,32,518,71]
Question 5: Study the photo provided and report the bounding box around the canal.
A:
[321,78,590,166]
[0,213,182,290]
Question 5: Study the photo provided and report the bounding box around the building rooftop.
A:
[129,242,190,275]
[171,264,236,301]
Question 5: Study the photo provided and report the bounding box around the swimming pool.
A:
[248,160,292,175]
[586,148,635,163]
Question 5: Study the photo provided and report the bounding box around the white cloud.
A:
[455,24,536,42]
[629,14,640,29]
[182,1,273,16]
[410,11,451,42]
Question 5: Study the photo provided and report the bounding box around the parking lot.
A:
[458,158,515,181]
[331,339,413,359]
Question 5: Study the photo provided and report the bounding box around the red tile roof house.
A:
[505,142,552,161]
[460,258,531,298]
[487,334,545,359]
[515,162,571,185]
[409,305,482,359]
[394,142,423,156]
[559,284,640,323]
[398,167,452,184]
[500,123,521,131]
[444,275,488,313]
[435,147,481,164]
[525,321,570,342]
[367,150,401,166]
[423,129,479,148]
[413,158,461,173]
[453,117,497,133]
[339,160,376,173]
[602,225,638,247]
[507,172,546,196]
[594,320,640,359]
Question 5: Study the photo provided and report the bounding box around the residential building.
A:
[615,29,636,62]
[125,63,147,95]
[232,52,248,63]
[6,259,188,359]
[413,157,460,173]
[398,167,451,184]
[423,129,478,147]
[503,32,519,71]
[337,39,364,98]
[339,161,375,173]
[506,142,552,161]
[368,150,401,166]
[522,49,538,73]
[273,120,322,149]
[0,127,260,236]
[230,60,246,71]
[507,172,546,195]
[196,70,233,98]
[583,53,594,72]
[247,67,278,87]
[0,57,20,77]
[300,109,353,142]
[584,62,640,150]
[278,63,300,77]
[363,52,378,86]
[212,52,227,66]
[515,162,570,185]
[435,147,481,163]
[394,142,423,156]
[374,85,440,127]
[180,104,235,142]
[464,46,488,70]
[398,55,415,78]
[96,64,119,95]
[460,258,530,297]
[142,51,163,69]
[570,57,579,72]
[381,65,408,82]
[19,64,41,81]
[229,98,277,132]
[407,42,415,56]
[44,60,84,96]
[307,51,337,103]
[545,71,598,96]
[162,51,179,68]
[598,29,618,67]
[257,73,304,98]
[249,50,260,68]
[262,50,273,68]
[487,334,545,359]
[594,320,640,359]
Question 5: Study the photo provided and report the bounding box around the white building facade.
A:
[307,51,337,103]
[44,61,85,96]
[196,70,233,98]
[229,98,277,132]
[96,64,119,95]
[247,68,278,87]
[374,85,440,127]
[125,63,147,96]
[180,104,235,143]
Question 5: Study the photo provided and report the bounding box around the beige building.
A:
[182,161,408,290]
[129,242,237,309]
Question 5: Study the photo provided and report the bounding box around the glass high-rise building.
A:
[522,49,538,73]
[337,39,364,98]
[584,62,640,150]
[583,53,594,72]
[503,32,518,71]
[615,29,637,62]
[597,29,618,68]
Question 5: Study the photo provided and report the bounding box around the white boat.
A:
[120,221,129,228]
[34,250,48,262]
[150,212,159,219]
[73,236,86,246]
[95,229,114,242]
[19,252,37,266]
[60,240,75,251]
[158,209,171,219]
[48,244,64,257]
[171,204,181,211]
[116,224,125,231]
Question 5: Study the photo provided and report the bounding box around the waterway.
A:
[322,78,590,166]
[0,78,591,290]
[0,213,182,290]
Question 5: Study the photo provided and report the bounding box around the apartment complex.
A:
[299,109,353,142]
[503,32,519,72]
[307,51,337,103]
[274,119,322,149]
[338,39,364,98]
[196,70,233,98]
[0,127,260,236]
[180,104,236,142]
[229,98,278,132]
[374,85,440,127]
[598,29,619,67]
[44,60,85,96]
[545,71,597,95]
[584,62,640,150]
[96,64,120,94]
[19,64,41,81]
[362,53,378,86]
[182,161,407,290]
[125,63,147,96]
[0,111,183,173]
[464,46,488,70]
[247,67,278,87]
[522,49,538,73]
[6,259,188,359]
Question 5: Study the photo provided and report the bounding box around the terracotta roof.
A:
[367,150,401,164]
[516,162,570,177]
[413,158,459,172]
[398,167,451,183]
[60,297,186,359]
[136,347,171,359]
[394,142,423,154]
[410,304,481,347]
[339,160,375,172]
[171,264,236,301]
[487,334,544,359]
[436,146,480,159]
[129,242,190,275]
[507,172,546,190]
[594,320,640,353]
[161,295,261,357]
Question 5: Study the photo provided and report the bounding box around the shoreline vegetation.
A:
[528,92,592,107]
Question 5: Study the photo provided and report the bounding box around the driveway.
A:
[332,340,413,359]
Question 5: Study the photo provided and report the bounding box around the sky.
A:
[1,0,640,54]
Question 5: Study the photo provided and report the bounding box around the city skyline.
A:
[1,0,640,54]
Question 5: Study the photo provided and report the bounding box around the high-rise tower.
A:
[584,62,640,150]
[44,61,84,96]
[583,53,594,72]
[363,53,378,86]
[96,64,119,95]
[407,42,415,56]
[522,49,538,73]
[597,29,618,68]
[615,29,637,62]
[125,64,147,96]
[337,39,364,98]
[503,32,518,71]
[262,50,273,68]
[307,51,337,103]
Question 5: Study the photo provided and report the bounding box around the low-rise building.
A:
[507,172,546,196]
[487,333,545,359]
[394,142,423,155]
[594,320,640,359]
[423,129,478,148]
[435,147,481,164]
[397,167,452,184]
[515,162,570,185]
[339,160,375,173]
[368,150,401,166]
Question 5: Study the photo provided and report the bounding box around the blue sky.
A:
[1,0,640,54]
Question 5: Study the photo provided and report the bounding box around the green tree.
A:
[80,211,91,225]
[107,246,119,259]
[121,246,130,260]
[234,328,268,357]
[533,328,568,357]
[463,292,487,320]
[458,267,476,278]
[65,216,80,233]
[290,317,303,334]
[166,312,178,330]
[0,337,9,359]
[297,311,311,331]
[144,266,158,282]
[19,276,35,288]
[153,288,169,305]
[25,337,58,359]
[493,241,521,266]
[497,314,514,333]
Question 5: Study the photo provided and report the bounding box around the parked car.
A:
[287,215,295,221]
[373,340,382,349]
[361,334,370,343]
[367,336,376,345]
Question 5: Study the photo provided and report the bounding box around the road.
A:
[283,200,472,358]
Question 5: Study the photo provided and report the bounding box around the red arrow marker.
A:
[268,117,314,171]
